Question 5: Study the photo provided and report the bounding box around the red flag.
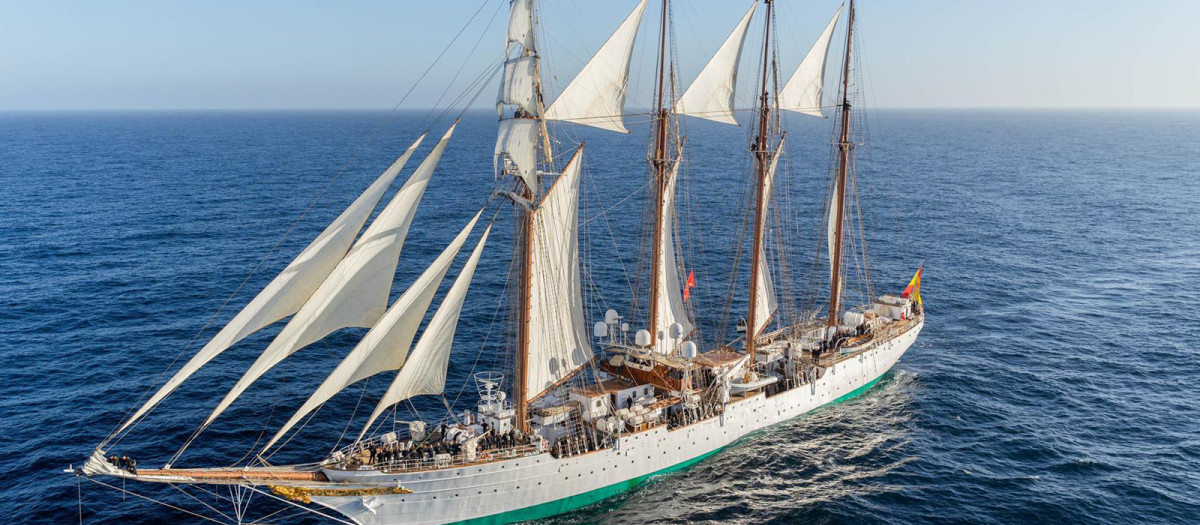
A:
[684,270,696,302]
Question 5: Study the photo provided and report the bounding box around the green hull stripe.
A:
[455,372,889,524]
[453,448,723,525]
[832,374,885,404]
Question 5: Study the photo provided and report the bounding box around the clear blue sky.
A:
[2,0,1197,110]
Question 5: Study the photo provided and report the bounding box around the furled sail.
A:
[200,124,458,430]
[779,6,842,118]
[114,134,427,435]
[525,148,592,400]
[497,57,539,117]
[753,139,785,336]
[827,177,842,308]
[506,0,535,53]
[494,118,540,191]
[674,2,756,125]
[543,0,647,133]
[359,224,492,440]
[261,210,484,453]
[652,154,693,352]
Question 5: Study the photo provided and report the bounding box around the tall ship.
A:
[73,0,924,523]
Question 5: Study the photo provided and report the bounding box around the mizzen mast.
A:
[745,0,775,364]
[827,0,855,331]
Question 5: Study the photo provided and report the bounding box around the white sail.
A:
[494,118,540,191]
[201,124,457,430]
[526,148,592,400]
[262,210,483,453]
[114,134,426,435]
[497,57,538,117]
[674,2,756,125]
[360,224,492,440]
[506,0,535,53]
[543,0,647,133]
[753,139,785,336]
[779,6,842,118]
[652,155,693,353]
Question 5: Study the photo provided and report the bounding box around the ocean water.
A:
[2,109,1198,524]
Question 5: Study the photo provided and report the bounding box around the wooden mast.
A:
[514,2,553,435]
[647,0,670,350]
[827,0,855,331]
[745,0,774,365]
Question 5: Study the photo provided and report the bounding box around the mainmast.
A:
[745,0,774,363]
[827,0,855,331]
[646,0,671,349]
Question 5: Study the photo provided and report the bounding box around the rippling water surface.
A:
[2,109,1198,523]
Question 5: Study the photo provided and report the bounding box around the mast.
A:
[515,198,533,433]
[827,0,854,331]
[647,0,670,349]
[505,0,548,434]
[745,0,773,363]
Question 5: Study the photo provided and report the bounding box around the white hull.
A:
[310,319,921,524]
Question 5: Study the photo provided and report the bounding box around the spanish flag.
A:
[901,267,922,306]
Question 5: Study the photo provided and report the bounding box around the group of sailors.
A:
[361,427,532,467]
[367,440,458,466]
[666,402,720,430]
[550,431,605,459]
[106,454,137,474]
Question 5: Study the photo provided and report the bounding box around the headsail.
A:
[114,134,426,435]
[674,2,756,125]
[753,138,785,336]
[359,224,492,440]
[651,155,693,352]
[543,0,648,133]
[200,124,457,430]
[778,6,842,118]
[525,148,592,400]
[262,210,483,453]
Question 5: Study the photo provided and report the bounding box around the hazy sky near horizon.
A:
[2,0,1197,110]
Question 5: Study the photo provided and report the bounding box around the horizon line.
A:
[3,106,1199,113]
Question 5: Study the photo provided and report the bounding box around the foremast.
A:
[827,0,855,331]
[499,0,551,434]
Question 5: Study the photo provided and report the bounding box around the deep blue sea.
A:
[2,109,1199,524]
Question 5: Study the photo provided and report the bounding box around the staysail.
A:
[359,224,492,440]
[674,2,756,125]
[114,134,427,436]
[200,124,458,430]
[524,148,592,400]
[651,155,693,352]
[543,0,647,133]
[262,210,484,452]
[753,139,785,336]
[778,6,842,118]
